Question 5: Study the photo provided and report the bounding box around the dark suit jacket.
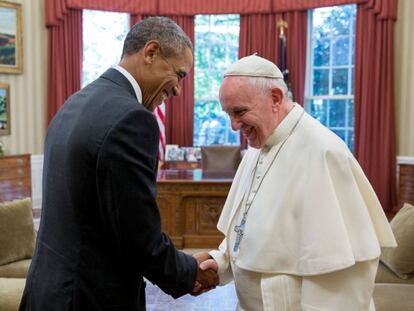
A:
[19,69,197,311]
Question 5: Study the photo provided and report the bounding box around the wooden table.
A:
[156,169,233,249]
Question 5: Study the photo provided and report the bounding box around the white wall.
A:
[0,0,47,155]
[395,0,414,156]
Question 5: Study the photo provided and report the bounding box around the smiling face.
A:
[137,42,193,111]
[219,77,283,148]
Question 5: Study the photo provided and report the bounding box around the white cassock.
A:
[209,104,396,311]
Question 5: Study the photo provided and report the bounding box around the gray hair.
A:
[247,76,292,101]
[122,16,193,58]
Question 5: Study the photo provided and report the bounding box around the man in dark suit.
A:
[19,17,217,311]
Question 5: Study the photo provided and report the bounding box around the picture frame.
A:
[183,147,201,162]
[165,144,185,161]
[0,82,10,135]
[0,1,23,74]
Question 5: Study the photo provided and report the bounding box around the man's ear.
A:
[143,40,161,64]
[270,87,284,111]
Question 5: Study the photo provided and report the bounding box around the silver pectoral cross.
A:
[233,211,247,252]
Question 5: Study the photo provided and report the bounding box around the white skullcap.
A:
[224,53,284,79]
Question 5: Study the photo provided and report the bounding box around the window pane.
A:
[332,37,349,66]
[329,100,346,127]
[313,8,332,38]
[313,38,330,67]
[348,130,354,153]
[308,99,328,125]
[351,35,355,65]
[313,69,329,95]
[347,100,354,127]
[331,9,351,36]
[332,68,348,95]
[82,10,130,87]
[350,69,354,94]
[194,14,240,146]
[332,129,345,141]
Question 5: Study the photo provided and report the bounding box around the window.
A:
[305,5,356,151]
[82,10,130,87]
[193,14,240,146]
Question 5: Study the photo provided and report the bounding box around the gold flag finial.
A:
[277,19,288,38]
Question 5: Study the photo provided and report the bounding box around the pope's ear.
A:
[142,40,161,63]
[270,87,284,110]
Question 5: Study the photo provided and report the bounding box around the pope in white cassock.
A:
[194,55,397,311]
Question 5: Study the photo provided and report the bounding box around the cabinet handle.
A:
[17,168,24,176]
[16,159,24,165]
[17,181,23,187]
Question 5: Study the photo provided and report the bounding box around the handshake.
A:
[191,252,219,296]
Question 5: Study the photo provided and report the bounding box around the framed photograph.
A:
[0,83,10,135]
[165,144,185,161]
[0,1,23,74]
[183,147,201,162]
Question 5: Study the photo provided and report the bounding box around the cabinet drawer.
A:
[0,177,31,192]
[0,156,30,168]
[0,189,32,202]
[0,154,32,203]
[0,166,30,180]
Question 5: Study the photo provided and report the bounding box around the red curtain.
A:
[158,0,270,15]
[164,16,195,146]
[67,0,157,13]
[47,9,82,124]
[354,0,398,212]
[47,0,371,25]
[239,14,282,64]
[130,14,144,26]
[285,11,308,108]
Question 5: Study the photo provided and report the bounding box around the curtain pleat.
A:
[47,9,82,125]
[354,0,398,212]
[164,16,195,146]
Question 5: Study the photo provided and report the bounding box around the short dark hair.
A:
[122,16,193,58]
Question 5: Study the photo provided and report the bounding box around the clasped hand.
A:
[191,252,219,296]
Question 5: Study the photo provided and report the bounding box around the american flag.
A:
[154,102,166,161]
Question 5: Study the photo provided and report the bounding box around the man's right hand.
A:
[196,267,219,288]
[191,252,219,296]
[191,267,218,296]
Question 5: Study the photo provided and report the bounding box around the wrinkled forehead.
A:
[219,76,254,100]
[219,78,257,111]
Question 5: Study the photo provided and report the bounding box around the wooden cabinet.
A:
[399,163,414,207]
[156,170,231,249]
[0,154,32,202]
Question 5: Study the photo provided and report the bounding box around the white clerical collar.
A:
[264,103,304,148]
[114,65,143,104]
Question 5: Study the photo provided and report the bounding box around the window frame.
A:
[304,6,356,151]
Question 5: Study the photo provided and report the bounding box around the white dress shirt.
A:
[114,65,143,104]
